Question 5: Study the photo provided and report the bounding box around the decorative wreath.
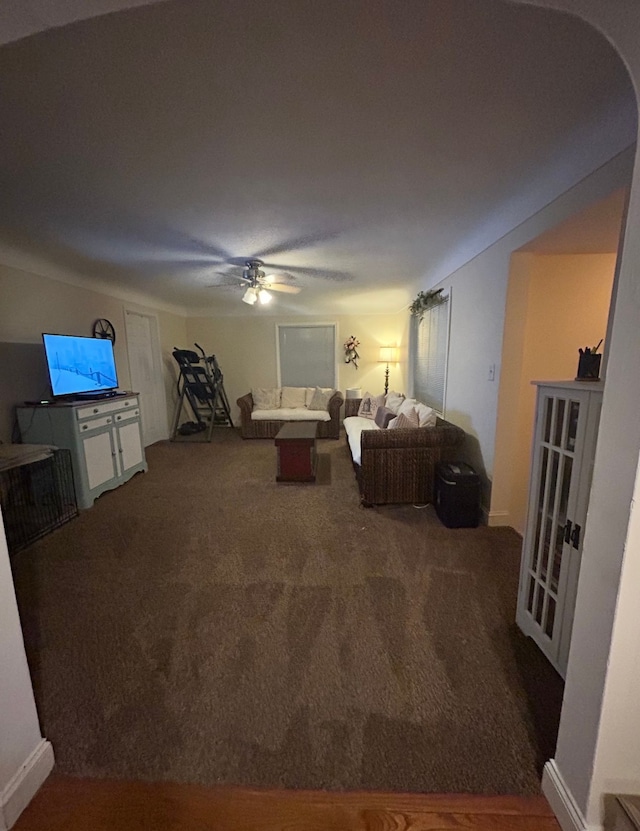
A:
[344,335,360,369]
[409,289,445,319]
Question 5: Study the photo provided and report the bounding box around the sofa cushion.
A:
[252,407,331,422]
[308,386,333,411]
[281,386,307,408]
[252,387,281,410]
[358,391,385,420]
[415,402,437,427]
[374,405,396,429]
[385,391,405,414]
[388,409,420,429]
[343,415,379,466]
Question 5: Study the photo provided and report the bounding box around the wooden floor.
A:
[14,776,561,831]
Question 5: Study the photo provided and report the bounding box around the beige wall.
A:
[0,264,187,441]
[0,266,406,441]
[493,252,616,533]
[185,311,409,420]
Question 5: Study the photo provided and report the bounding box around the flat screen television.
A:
[42,333,119,398]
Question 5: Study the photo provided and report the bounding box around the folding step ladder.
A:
[170,344,233,441]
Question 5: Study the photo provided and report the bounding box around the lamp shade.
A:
[378,346,397,363]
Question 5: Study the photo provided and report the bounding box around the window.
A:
[277,324,337,388]
[411,291,450,414]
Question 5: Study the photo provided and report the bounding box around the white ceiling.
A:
[0,0,636,316]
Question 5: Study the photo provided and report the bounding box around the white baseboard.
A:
[485,509,510,527]
[0,739,54,830]
[542,759,601,831]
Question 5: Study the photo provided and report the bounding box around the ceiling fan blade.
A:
[206,282,242,290]
[266,283,301,294]
[207,272,247,287]
[264,263,353,282]
[254,230,346,259]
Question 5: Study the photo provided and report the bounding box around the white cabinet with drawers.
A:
[17,395,148,509]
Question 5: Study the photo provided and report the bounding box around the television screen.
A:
[43,333,119,397]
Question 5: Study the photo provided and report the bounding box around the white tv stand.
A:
[16,394,147,509]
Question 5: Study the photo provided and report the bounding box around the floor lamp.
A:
[378,346,398,395]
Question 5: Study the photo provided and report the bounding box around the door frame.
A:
[124,306,169,445]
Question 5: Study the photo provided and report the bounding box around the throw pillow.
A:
[358,391,386,420]
[385,391,405,414]
[252,387,281,410]
[415,402,437,427]
[388,409,420,429]
[374,405,396,429]
[305,387,334,407]
[281,386,307,409]
[398,397,419,418]
[308,387,332,411]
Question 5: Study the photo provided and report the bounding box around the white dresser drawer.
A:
[113,409,140,424]
[76,397,139,419]
[78,415,114,433]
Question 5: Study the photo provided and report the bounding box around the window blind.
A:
[412,293,450,414]
[277,324,337,388]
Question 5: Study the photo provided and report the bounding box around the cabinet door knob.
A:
[116,415,122,421]
[93,408,99,413]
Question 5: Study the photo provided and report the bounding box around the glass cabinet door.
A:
[518,387,592,676]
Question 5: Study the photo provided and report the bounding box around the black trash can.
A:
[435,461,480,528]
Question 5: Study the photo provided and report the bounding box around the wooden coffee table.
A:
[275,421,318,482]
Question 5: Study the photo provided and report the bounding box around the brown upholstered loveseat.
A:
[236,390,344,439]
[344,397,465,505]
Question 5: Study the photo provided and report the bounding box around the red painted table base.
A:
[275,422,318,482]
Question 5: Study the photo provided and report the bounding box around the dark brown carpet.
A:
[10,429,563,794]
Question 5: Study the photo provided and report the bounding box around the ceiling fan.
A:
[219,258,302,306]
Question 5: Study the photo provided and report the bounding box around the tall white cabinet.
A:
[516,381,602,678]
[17,395,147,509]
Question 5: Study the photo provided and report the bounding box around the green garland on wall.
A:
[409,288,445,318]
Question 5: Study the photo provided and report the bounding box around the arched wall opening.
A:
[505,2,640,828]
[0,3,639,831]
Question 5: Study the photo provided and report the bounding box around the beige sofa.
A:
[237,389,344,439]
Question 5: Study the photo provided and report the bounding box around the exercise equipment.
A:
[170,344,233,441]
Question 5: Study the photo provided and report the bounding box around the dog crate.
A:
[0,446,78,555]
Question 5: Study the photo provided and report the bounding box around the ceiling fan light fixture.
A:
[242,287,258,305]
[258,288,272,305]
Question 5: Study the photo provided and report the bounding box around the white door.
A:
[125,309,168,446]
